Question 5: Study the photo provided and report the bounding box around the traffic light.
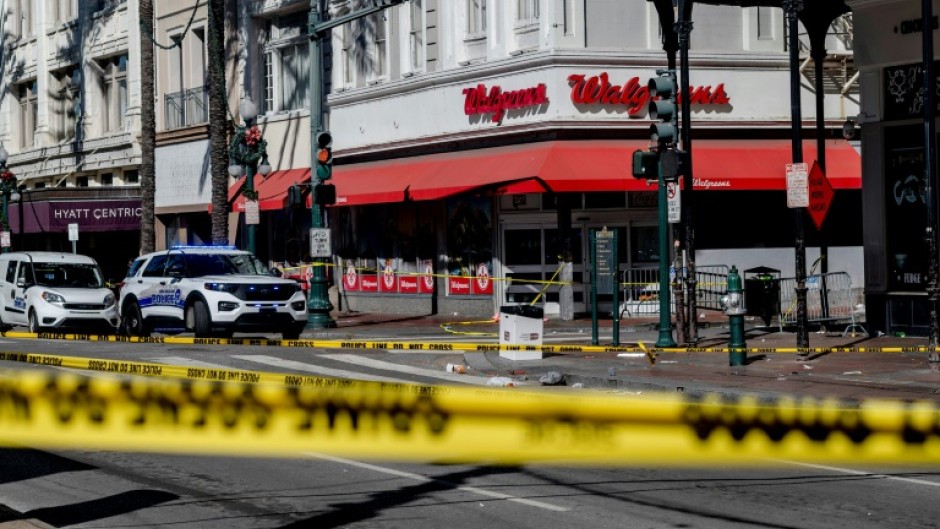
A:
[648,70,678,147]
[288,184,306,208]
[315,131,332,181]
[632,150,658,180]
[314,183,336,206]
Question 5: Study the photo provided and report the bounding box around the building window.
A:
[341,27,354,87]
[101,173,113,186]
[18,80,38,149]
[17,0,32,39]
[34,182,46,189]
[467,0,486,36]
[52,68,79,143]
[99,55,128,132]
[516,0,539,25]
[124,170,139,184]
[51,0,76,25]
[262,14,310,113]
[76,176,89,187]
[370,12,388,80]
[408,0,425,72]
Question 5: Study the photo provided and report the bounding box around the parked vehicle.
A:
[118,246,308,339]
[0,252,119,333]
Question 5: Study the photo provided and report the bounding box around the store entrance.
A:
[499,221,660,314]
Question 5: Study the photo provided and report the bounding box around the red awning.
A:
[231,168,311,212]
[690,139,860,191]
[331,139,860,206]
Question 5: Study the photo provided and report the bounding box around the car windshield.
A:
[183,253,270,277]
[33,263,105,288]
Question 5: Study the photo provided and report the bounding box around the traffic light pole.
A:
[306,2,335,329]
[656,160,677,348]
[305,1,406,330]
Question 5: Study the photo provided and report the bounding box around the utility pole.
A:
[306,0,408,329]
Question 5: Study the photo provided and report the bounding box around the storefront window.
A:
[631,225,658,263]
[446,195,492,275]
[504,229,540,265]
[335,202,436,295]
[885,125,928,291]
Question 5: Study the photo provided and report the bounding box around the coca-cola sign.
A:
[463,83,549,123]
[568,72,731,117]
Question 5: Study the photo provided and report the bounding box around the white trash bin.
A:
[498,305,544,360]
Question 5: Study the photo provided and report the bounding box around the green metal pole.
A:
[306,3,336,329]
[656,163,676,348]
[591,230,598,345]
[245,160,256,255]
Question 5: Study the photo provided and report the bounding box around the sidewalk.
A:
[311,311,940,403]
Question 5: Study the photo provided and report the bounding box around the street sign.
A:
[68,223,79,241]
[0,231,9,248]
[666,182,681,224]
[594,229,616,293]
[807,161,834,230]
[309,228,331,258]
[786,163,809,208]
[245,200,260,225]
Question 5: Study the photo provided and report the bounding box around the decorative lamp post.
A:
[228,98,271,255]
[0,144,21,254]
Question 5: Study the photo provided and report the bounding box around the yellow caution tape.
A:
[1,370,939,465]
[0,330,929,354]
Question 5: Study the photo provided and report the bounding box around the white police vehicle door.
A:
[135,253,186,322]
[1,258,30,326]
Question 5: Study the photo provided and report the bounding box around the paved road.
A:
[2,336,940,529]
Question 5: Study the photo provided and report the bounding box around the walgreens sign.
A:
[462,83,549,123]
[568,72,731,116]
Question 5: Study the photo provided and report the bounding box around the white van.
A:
[0,252,119,333]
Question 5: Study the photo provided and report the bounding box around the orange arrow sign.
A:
[807,161,834,230]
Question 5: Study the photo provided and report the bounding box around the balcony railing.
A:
[164,86,208,129]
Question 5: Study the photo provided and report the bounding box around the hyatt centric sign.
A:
[10,199,142,233]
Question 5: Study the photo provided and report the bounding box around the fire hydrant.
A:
[722,266,747,366]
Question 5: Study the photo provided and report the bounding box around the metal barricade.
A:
[695,265,729,312]
[620,265,729,317]
[778,272,866,336]
[620,267,662,317]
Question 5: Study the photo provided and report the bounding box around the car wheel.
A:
[189,300,212,338]
[123,301,150,337]
[282,325,304,340]
[28,310,42,334]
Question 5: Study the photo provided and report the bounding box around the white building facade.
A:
[236,0,861,318]
[0,0,143,280]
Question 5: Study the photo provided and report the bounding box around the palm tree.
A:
[208,0,228,245]
[139,0,156,254]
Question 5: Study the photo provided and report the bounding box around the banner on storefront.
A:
[9,199,142,233]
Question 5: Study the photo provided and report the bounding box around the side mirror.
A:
[15,277,28,288]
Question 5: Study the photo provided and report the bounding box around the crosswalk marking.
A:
[149,356,229,368]
[321,353,504,386]
[231,354,405,383]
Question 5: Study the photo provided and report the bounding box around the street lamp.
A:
[228,97,271,255]
[0,144,20,254]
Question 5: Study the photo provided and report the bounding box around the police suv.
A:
[118,247,308,339]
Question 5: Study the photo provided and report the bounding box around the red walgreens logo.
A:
[463,83,549,123]
[568,72,730,116]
